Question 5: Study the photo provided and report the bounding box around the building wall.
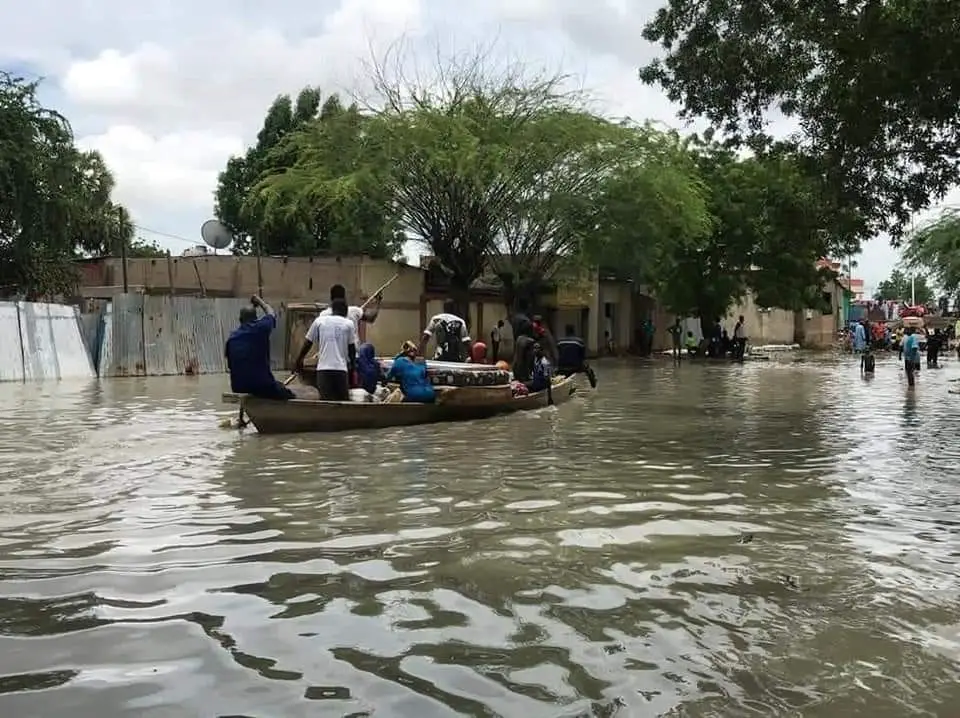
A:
[727,294,797,346]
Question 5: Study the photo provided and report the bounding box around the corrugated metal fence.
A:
[97,294,288,378]
[0,295,290,382]
[0,301,95,382]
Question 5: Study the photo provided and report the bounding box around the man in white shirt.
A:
[316,284,381,332]
[419,300,472,362]
[295,298,358,400]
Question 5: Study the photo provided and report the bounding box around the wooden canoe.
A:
[222,375,579,434]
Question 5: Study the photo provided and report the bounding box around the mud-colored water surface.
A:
[1,357,958,717]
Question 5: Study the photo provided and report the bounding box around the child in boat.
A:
[525,343,554,406]
[385,341,436,403]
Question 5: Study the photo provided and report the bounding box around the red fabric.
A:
[470,342,488,363]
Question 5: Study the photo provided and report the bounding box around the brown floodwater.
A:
[0,356,959,717]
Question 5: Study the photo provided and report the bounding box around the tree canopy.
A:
[902,209,960,299]
[223,43,856,322]
[0,72,133,298]
[640,0,960,241]
[586,137,849,328]
[874,268,934,305]
[216,88,403,259]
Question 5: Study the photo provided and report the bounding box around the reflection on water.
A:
[1,358,959,717]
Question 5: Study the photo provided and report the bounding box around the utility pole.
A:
[118,207,129,294]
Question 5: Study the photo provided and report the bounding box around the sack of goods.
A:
[378,358,510,387]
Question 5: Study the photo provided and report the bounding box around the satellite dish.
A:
[200,219,233,252]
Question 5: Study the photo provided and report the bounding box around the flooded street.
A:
[1,357,959,717]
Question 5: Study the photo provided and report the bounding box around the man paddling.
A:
[556,325,598,388]
[419,300,472,361]
[225,295,293,400]
[318,284,382,332]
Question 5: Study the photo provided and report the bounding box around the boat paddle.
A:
[283,272,401,386]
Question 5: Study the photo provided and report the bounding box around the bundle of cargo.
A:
[376,358,511,387]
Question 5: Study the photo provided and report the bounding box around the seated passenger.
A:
[225,295,294,400]
[525,343,555,405]
[356,343,380,395]
[685,331,700,357]
[470,341,488,364]
[385,341,436,403]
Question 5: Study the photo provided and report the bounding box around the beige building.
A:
[76,254,843,362]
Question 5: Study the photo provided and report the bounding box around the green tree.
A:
[126,238,168,258]
[608,140,848,332]
[241,94,403,260]
[216,87,401,258]
[214,87,320,255]
[0,73,132,297]
[903,209,960,299]
[363,47,597,313]
[874,268,933,304]
[639,0,960,240]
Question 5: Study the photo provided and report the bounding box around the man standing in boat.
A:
[225,295,294,400]
[296,298,358,401]
[556,325,598,388]
[419,300,472,362]
[318,284,382,335]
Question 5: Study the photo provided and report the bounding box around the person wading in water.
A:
[902,327,921,388]
[419,300,472,361]
[225,295,293,401]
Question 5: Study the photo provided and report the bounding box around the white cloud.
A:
[1,0,952,288]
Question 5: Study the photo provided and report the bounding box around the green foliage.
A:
[592,136,847,321]
[903,209,960,297]
[0,73,132,298]
[127,238,168,258]
[640,0,960,240]
[874,268,934,304]
[216,88,402,258]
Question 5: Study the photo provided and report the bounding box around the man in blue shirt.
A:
[556,325,598,388]
[225,295,294,400]
[902,327,921,388]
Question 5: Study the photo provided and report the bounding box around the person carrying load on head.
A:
[225,295,294,400]
[556,325,598,388]
[419,300,472,362]
[386,341,436,403]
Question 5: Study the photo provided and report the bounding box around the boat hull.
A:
[224,375,579,434]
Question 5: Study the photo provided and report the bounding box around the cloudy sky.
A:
[3,0,955,295]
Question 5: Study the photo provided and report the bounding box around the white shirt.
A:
[490,325,501,343]
[733,322,746,339]
[306,314,358,371]
[319,305,364,331]
[424,313,471,342]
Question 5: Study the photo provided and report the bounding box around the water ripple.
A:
[0,361,959,716]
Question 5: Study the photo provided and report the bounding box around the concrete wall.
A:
[727,294,797,345]
[0,301,96,382]
[81,255,415,304]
